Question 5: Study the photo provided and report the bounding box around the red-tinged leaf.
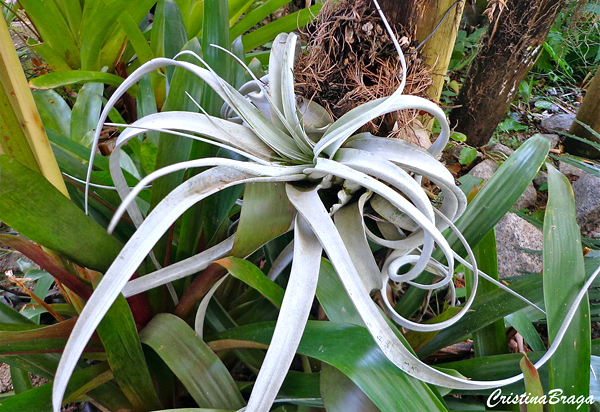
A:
[174,263,228,318]
[0,235,92,300]
[125,272,154,329]
[0,319,104,355]
[519,353,544,412]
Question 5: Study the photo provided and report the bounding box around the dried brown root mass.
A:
[294,0,434,143]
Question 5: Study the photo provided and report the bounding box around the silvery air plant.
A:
[52,4,598,412]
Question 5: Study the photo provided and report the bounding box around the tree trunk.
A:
[563,66,600,158]
[416,0,465,102]
[450,0,565,147]
[379,0,465,103]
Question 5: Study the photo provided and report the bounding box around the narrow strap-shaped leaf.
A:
[78,0,155,71]
[399,134,551,319]
[53,168,302,411]
[267,32,290,133]
[345,136,466,221]
[95,287,161,411]
[196,57,309,161]
[0,363,111,412]
[0,155,122,272]
[107,114,274,232]
[200,0,231,116]
[117,10,155,65]
[543,163,591,410]
[266,239,294,281]
[0,18,67,194]
[418,274,544,357]
[32,90,71,138]
[108,157,304,233]
[321,363,379,412]
[230,0,291,39]
[466,229,510,358]
[286,184,595,390]
[123,236,235,298]
[218,321,448,412]
[148,40,204,262]
[314,94,449,159]
[53,0,81,37]
[316,258,364,326]
[334,148,437,279]
[85,55,298,212]
[0,235,92,300]
[140,313,245,409]
[17,0,80,68]
[231,182,294,257]
[505,310,545,352]
[10,365,33,394]
[244,215,322,412]
[520,354,544,412]
[29,71,126,89]
[308,158,459,304]
[333,199,383,293]
[70,81,103,147]
[241,6,321,53]
[214,257,285,309]
[274,33,313,153]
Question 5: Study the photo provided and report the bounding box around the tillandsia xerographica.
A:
[52,2,599,411]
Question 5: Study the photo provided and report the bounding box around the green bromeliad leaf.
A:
[95,287,161,411]
[216,321,449,412]
[543,164,591,411]
[0,155,122,272]
[140,314,245,410]
[231,182,295,258]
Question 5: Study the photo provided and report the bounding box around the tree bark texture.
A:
[450,0,565,147]
[564,66,600,158]
[379,0,465,103]
[378,0,427,38]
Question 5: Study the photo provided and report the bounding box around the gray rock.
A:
[533,171,548,188]
[573,173,600,236]
[513,183,538,210]
[541,113,575,132]
[468,159,498,181]
[559,161,586,177]
[0,249,22,273]
[538,133,560,149]
[484,142,514,157]
[468,159,537,210]
[495,213,543,278]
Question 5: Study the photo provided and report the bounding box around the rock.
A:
[0,363,11,394]
[541,113,575,132]
[495,213,543,278]
[533,171,548,188]
[484,142,514,157]
[0,249,22,273]
[559,161,586,177]
[538,133,560,149]
[468,159,498,181]
[573,173,600,236]
[513,183,537,210]
[468,159,537,210]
